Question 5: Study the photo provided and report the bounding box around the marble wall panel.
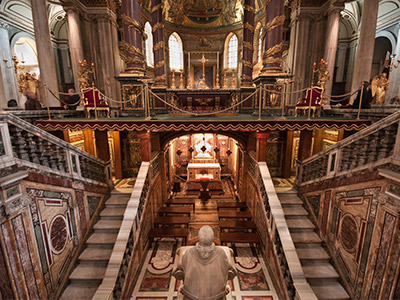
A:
[76,190,87,236]
[301,178,400,299]
[0,242,14,299]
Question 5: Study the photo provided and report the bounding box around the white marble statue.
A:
[172,225,237,300]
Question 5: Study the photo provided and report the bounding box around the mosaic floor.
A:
[130,239,277,300]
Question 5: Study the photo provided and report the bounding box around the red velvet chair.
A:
[82,88,110,118]
[295,87,323,117]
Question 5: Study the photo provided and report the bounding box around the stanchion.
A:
[356,83,364,120]
[307,85,313,120]
[44,83,51,120]
[92,83,98,120]
[258,86,262,120]
[279,81,286,120]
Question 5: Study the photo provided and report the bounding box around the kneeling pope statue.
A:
[172,225,238,300]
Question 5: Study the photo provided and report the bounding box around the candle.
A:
[21,53,24,61]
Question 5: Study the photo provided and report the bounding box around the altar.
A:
[187,162,221,181]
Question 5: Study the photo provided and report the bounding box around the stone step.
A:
[282,206,309,217]
[93,219,122,231]
[297,246,330,262]
[78,248,112,263]
[279,196,303,205]
[86,232,117,246]
[292,232,322,244]
[100,207,126,219]
[69,264,106,283]
[105,196,130,207]
[310,282,350,300]
[302,263,340,280]
[286,218,315,231]
[59,282,99,300]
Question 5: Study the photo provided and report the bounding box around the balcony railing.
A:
[297,110,400,185]
[0,112,112,187]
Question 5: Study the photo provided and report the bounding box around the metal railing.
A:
[297,110,400,185]
[247,154,317,300]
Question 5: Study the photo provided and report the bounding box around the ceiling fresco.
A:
[163,0,243,28]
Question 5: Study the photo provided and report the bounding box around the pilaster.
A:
[256,132,270,162]
[298,130,313,161]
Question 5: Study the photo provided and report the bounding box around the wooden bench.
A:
[154,216,190,227]
[148,228,188,245]
[166,198,196,212]
[218,210,252,220]
[158,206,192,216]
[217,202,247,210]
[219,220,257,232]
[219,232,261,244]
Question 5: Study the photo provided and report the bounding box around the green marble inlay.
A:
[43,190,61,199]
[6,186,19,199]
[307,194,321,217]
[346,189,364,197]
[389,185,400,196]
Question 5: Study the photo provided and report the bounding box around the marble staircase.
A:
[278,190,350,300]
[60,190,131,300]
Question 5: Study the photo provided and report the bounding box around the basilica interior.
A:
[0,0,400,299]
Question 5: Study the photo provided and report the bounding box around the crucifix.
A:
[199,53,209,89]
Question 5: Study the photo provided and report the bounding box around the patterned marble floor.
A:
[130,238,278,300]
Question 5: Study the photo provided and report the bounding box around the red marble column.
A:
[138,132,151,162]
[298,130,313,161]
[121,0,145,74]
[152,0,166,87]
[261,0,285,74]
[242,0,255,87]
[257,132,270,162]
[95,130,111,161]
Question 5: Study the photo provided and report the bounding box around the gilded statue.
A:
[78,60,95,90]
[371,73,389,105]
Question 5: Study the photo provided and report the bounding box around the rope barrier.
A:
[46,87,82,106]
[97,89,145,104]
[148,87,259,116]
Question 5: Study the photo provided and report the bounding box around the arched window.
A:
[168,32,183,71]
[144,22,154,67]
[258,27,263,64]
[225,33,238,70]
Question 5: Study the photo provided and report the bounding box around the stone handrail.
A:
[93,153,162,300]
[297,110,400,185]
[250,156,317,299]
[0,111,112,187]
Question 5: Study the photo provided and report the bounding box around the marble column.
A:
[283,130,294,178]
[96,10,120,103]
[0,22,19,108]
[241,0,255,86]
[65,7,84,92]
[120,0,145,75]
[256,132,270,162]
[261,0,285,74]
[287,10,311,105]
[138,132,151,162]
[350,0,379,101]
[312,129,324,155]
[387,24,400,102]
[83,129,96,156]
[152,0,166,87]
[113,131,123,179]
[31,0,59,106]
[95,130,110,161]
[345,40,357,92]
[335,43,347,82]
[298,130,313,161]
[323,5,342,97]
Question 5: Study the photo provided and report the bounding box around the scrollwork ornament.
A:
[122,15,144,35]
[261,15,285,39]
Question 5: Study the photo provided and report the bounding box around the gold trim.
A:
[154,41,165,51]
[36,121,370,133]
[119,41,144,57]
[155,74,167,81]
[244,4,255,12]
[120,53,145,65]
[151,3,162,13]
[242,74,252,81]
[263,57,281,64]
[261,15,285,39]
[263,42,282,58]
[154,60,165,69]
[122,15,144,35]
[244,22,254,32]
[243,41,253,50]
[152,22,164,32]
[243,60,253,68]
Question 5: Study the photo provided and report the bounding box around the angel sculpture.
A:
[371,73,389,105]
